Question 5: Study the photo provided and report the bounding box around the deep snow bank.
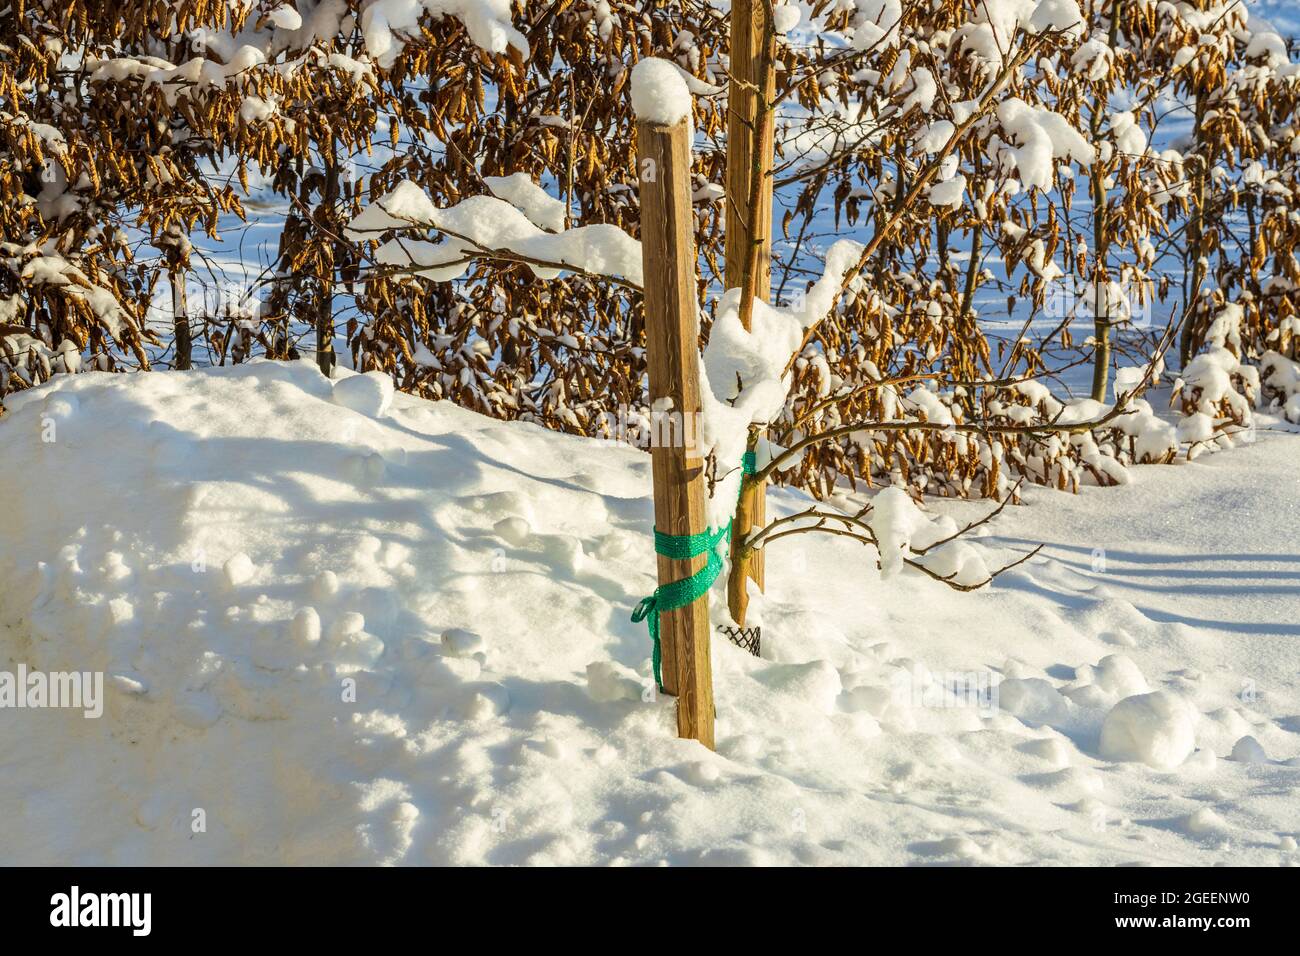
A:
[1,362,1297,865]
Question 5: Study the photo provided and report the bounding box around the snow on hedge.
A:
[1261,350,1300,423]
[87,0,529,102]
[347,180,642,285]
[700,240,865,527]
[360,0,529,66]
[995,98,1094,192]
[483,173,568,232]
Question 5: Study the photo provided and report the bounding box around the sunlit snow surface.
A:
[1,363,1297,864]
[7,3,1300,865]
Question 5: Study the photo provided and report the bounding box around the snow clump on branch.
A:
[347,181,642,285]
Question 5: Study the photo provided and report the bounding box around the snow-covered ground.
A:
[1,362,1298,865]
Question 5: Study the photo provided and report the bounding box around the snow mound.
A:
[1229,735,1268,764]
[1098,692,1196,770]
[332,370,396,418]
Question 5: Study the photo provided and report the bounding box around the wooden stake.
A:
[636,116,714,750]
[724,0,776,626]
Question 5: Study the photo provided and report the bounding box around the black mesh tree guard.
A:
[717,624,760,657]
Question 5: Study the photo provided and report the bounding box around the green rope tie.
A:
[631,451,757,690]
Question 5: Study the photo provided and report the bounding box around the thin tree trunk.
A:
[317,140,339,378]
[171,272,192,371]
[725,0,776,628]
[1179,99,1209,367]
[1089,0,1124,402]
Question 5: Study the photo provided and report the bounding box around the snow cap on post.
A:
[630,58,693,126]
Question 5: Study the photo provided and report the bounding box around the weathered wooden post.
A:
[725,0,777,628]
[634,65,715,749]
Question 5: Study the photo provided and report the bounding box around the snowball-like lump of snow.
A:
[773,3,801,34]
[916,120,955,153]
[851,0,903,51]
[957,0,1080,62]
[915,538,990,587]
[1099,691,1195,769]
[290,607,321,646]
[1029,0,1085,41]
[1286,392,1300,425]
[1260,350,1300,424]
[1112,365,1149,399]
[1182,807,1225,835]
[267,5,303,30]
[1090,654,1149,698]
[702,293,803,424]
[441,627,486,658]
[239,95,279,124]
[1124,410,1177,463]
[996,98,1094,193]
[223,552,255,589]
[1245,31,1288,69]
[1229,735,1268,763]
[928,174,966,209]
[998,677,1073,729]
[1021,238,1063,283]
[332,371,396,418]
[1176,411,1214,444]
[900,67,937,115]
[1071,37,1113,82]
[630,58,693,125]
[1108,111,1147,159]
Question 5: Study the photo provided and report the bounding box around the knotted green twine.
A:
[631,451,757,689]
